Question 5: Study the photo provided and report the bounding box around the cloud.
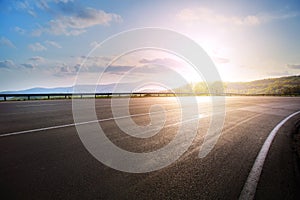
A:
[139,58,185,70]
[28,42,47,51]
[15,1,37,17]
[0,37,16,48]
[21,63,36,69]
[27,10,37,17]
[0,60,15,68]
[36,0,49,10]
[101,64,171,77]
[105,65,135,75]
[137,58,185,74]
[286,64,300,69]
[177,8,299,26]
[14,26,26,34]
[53,0,74,4]
[45,40,62,48]
[140,58,181,65]
[29,56,45,62]
[54,63,80,76]
[81,55,111,62]
[132,65,165,74]
[36,7,122,36]
[78,55,113,70]
[0,60,36,70]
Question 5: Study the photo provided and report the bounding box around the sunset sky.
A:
[0,0,300,91]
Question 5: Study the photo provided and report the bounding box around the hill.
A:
[175,75,300,95]
[0,82,162,94]
[226,76,300,95]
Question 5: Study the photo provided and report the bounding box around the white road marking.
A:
[0,106,237,138]
[16,103,58,107]
[239,110,300,200]
[1,102,181,116]
[0,108,182,137]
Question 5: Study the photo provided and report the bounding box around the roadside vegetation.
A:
[175,75,300,96]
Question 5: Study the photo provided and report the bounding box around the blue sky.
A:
[0,0,300,91]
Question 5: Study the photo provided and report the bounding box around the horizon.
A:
[1,74,299,93]
[1,0,300,91]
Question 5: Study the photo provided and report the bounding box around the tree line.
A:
[174,76,300,95]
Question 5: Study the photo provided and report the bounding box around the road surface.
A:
[0,96,300,199]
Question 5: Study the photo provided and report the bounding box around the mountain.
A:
[0,87,74,94]
[0,82,164,94]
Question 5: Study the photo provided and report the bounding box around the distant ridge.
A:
[0,82,165,94]
[0,87,74,94]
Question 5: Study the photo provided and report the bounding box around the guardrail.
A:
[0,92,187,101]
[0,92,298,101]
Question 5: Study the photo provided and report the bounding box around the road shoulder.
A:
[255,114,300,200]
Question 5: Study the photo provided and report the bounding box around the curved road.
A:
[0,97,299,199]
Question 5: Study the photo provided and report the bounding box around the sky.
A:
[0,0,300,91]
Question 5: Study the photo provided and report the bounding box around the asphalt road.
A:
[0,97,300,200]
